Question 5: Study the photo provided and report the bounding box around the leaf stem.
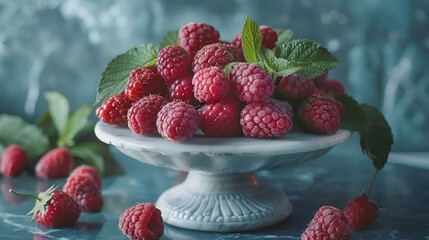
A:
[365,169,379,197]
[9,189,41,201]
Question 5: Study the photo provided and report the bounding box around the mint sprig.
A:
[242,16,264,63]
[95,43,159,105]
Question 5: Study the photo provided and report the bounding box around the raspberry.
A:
[157,45,192,85]
[168,76,199,105]
[311,69,329,86]
[240,102,293,138]
[178,22,220,58]
[267,98,294,119]
[343,195,379,230]
[301,206,355,240]
[119,203,164,240]
[71,165,102,188]
[298,95,341,135]
[230,63,274,103]
[232,25,278,50]
[96,93,134,126]
[198,98,242,137]
[193,43,243,73]
[192,66,231,103]
[277,73,315,100]
[125,66,167,101]
[128,94,164,135]
[318,79,346,97]
[63,172,103,212]
[0,144,27,177]
[156,101,200,143]
[35,147,73,179]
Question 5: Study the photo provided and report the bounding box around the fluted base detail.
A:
[156,172,292,232]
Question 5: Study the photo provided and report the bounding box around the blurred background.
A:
[1,0,428,151]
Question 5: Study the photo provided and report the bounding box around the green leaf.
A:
[160,29,179,49]
[337,94,367,131]
[69,142,105,175]
[275,29,293,45]
[95,43,159,105]
[359,104,394,170]
[58,105,92,147]
[242,16,263,63]
[222,62,239,76]
[275,39,338,79]
[0,114,50,158]
[262,49,309,79]
[44,92,69,135]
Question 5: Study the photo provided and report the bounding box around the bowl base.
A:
[156,171,292,232]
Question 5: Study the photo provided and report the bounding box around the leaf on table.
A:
[0,114,50,158]
[59,105,92,147]
[95,43,159,105]
[160,29,179,49]
[44,92,69,135]
[69,142,105,175]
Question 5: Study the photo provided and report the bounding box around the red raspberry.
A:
[343,195,379,230]
[240,102,293,138]
[178,22,220,58]
[96,93,134,126]
[128,94,164,135]
[301,206,355,240]
[193,43,243,73]
[168,76,199,105]
[157,45,192,85]
[267,98,294,119]
[119,203,164,240]
[311,69,329,86]
[9,186,81,227]
[125,66,167,101]
[298,95,341,135]
[63,172,103,212]
[156,101,200,143]
[35,147,73,179]
[318,79,346,97]
[277,73,315,100]
[192,66,231,103]
[232,25,278,50]
[71,165,102,188]
[230,63,274,103]
[0,144,27,177]
[198,98,242,137]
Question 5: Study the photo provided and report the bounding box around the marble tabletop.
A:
[0,135,428,239]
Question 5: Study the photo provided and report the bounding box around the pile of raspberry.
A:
[96,22,346,143]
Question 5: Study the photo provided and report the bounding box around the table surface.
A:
[0,135,428,239]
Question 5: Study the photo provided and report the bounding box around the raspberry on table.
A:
[267,98,294,119]
[157,45,192,86]
[35,147,73,179]
[96,93,134,126]
[71,165,102,188]
[343,195,379,230]
[156,101,200,143]
[240,101,293,138]
[178,22,220,58]
[125,66,167,101]
[198,98,242,137]
[232,25,278,50]
[192,43,243,73]
[301,206,355,240]
[0,144,27,177]
[168,76,200,105]
[119,203,164,240]
[63,172,103,212]
[230,63,274,103]
[128,94,165,135]
[192,66,231,103]
[277,73,315,100]
[298,95,341,135]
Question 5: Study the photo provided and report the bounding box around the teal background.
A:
[1,0,428,151]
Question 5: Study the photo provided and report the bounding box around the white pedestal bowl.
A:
[94,121,351,232]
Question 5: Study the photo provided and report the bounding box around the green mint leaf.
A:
[275,39,338,79]
[0,114,50,158]
[359,104,394,170]
[262,49,310,79]
[96,43,159,105]
[69,142,105,175]
[35,111,58,145]
[275,29,293,45]
[336,94,367,131]
[58,105,92,147]
[44,92,69,135]
[242,16,263,63]
[222,62,239,75]
[160,29,179,49]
